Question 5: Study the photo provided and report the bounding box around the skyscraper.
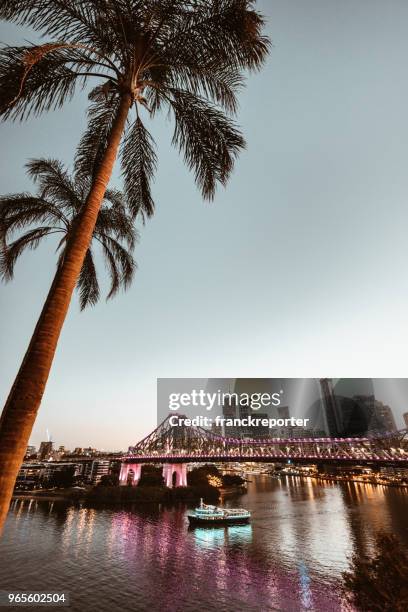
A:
[352,396,397,434]
[372,401,396,432]
[38,441,53,461]
[320,379,341,436]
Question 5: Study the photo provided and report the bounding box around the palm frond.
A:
[120,116,157,219]
[0,44,91,120]
[102,188,125,209]
[168,89,245,199]
[26,158,82,212]
[157,62,244,115]
[74,97,121,183]
[158,1,270,72]
[0,225,60,280]
[97,194,138,249]
[77,247,100,310]
[0,194,68,236]
[98,233,136,299]
[0,1,127,59]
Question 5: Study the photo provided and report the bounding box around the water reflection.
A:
[1,477,407,612]
[298,561,312,610]
[191,523,253,548]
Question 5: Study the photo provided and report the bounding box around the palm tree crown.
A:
[0,0,270,218]
[0,158,137,309]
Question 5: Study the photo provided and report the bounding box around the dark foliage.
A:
[187,463,220,485]
[85,484,166,504]
[85,482,219,505]
[221,473,245,487]
[98,474,119,486]
[342,532,408,611]
[138,464,165,487]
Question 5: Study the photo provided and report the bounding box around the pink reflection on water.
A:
[108,505,345,611]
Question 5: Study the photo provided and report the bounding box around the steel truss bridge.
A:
[123,416,408,467]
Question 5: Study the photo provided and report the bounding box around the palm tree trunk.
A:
[0,93,132,534]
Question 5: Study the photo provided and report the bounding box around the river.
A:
[1,475,407,611]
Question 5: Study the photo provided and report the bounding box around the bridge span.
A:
[119,415,408,487]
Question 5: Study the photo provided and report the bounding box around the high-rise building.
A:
[372,401,396,432]
[352,396,397,434]
[320,378,341,436]
[403,412,408,428]
[38,441,53,461]
[334,396,371,436]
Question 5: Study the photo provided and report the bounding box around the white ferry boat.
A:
[187,499,251,525]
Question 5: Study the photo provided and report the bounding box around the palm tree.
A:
[0,158,137,310]
[0,0,269,531]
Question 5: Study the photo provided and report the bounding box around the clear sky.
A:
[1,1,408,450]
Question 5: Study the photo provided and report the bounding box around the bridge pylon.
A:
[119,462,142,486]
[163,463,187,488]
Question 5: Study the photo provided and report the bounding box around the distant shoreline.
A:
[12,491,84,502]
[12,482,248,505]
[281,473,408,489]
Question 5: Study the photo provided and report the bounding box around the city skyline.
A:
[28,378,408,451]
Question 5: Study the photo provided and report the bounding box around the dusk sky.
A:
[2,0,408,450]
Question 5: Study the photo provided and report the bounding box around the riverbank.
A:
[13,489,85,502]
[280,472,408,489]
[219,484,247,496]
[12,484,221,506]
[13,482,248,506]
[12,465,248,505]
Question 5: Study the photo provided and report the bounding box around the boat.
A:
[187,499,251,525]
